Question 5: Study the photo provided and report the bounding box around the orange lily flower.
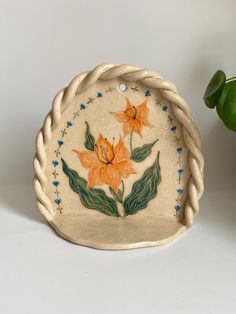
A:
[110,98,153,137]
[73,134,136,192]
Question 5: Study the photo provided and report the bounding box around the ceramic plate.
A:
[33,63,204,249]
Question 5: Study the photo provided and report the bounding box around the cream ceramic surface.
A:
[33,63,204,249]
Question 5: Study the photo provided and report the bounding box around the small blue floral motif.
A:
[171,126,177,132]
[97,92,103,97]
[55,198,61,205]
[177,188,183,194]
[175,205,181,212]
[177,147,183,153]
[178,169,184,175]
[58,140,64,146]
[53,181,60,187]
[145,90,151,97]
[80,103,86,110]
[67,121,73,128]
[52,160,59,167]
[162,105,168,112]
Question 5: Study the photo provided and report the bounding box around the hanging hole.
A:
[118,83,127,92]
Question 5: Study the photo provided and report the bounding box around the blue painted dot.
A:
[175,205,181,212]
[55,198,61,205]
[67,121,73,128]
[53,181,60,187]
[52,160,59,167]
[162,105,168,112]
[97,92,103,97]
[177,189,183,194]
[58,140,64,146]
[80,103,86,110]
[177,147,183,153]
[145,90,151,96]
[171,126,177,132]
[178,169,184,175]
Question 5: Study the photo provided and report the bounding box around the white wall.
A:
[0,0,235,191]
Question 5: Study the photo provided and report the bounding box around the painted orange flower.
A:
[73,134,136,192]
[110,98,153,137]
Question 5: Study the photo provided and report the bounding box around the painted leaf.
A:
[109,186,124,203]
[124,151,161,215]
[84,121,95,151]
[131,139,159,162]
[62,159,119,217]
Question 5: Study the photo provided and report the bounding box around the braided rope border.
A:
[33,62,204,228]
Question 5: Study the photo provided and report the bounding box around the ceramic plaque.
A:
[33,63,204,249]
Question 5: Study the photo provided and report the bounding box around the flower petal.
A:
[110,112,129,123]
[73,150,101,169]
[132,119,143,137]
[96,134,108,147]
[141,118,154,128]
[100,165,122,192]
[116,160,136,178]
[136,101,149,120]
[96,134,114,163]
[123,120,135,136]
[87,167,104,188]
[113,139,130,163]
[125,98,136,118]
[126,98,133,109]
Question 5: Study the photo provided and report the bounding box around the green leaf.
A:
[124,152,161,215]
[84,121,95,151]
[131,138,159,162]
[61,159,119,217]
[222,87,236,131]
[216,80,236,119]
[109,186,124,203]
[204,70,226,109]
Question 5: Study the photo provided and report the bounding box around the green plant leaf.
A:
[84,121,95,151]
[203,70,226,109]
[216,80,236,119]
[131,139,159,162]
[124,151,161,215]
[62,159,119,217]
[222,87,236,131]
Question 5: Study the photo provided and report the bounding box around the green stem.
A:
[121,180,125,201]
[130,130,133,154]
[121,180,126,217]
[109,182,125,205]
[226,76,236,82]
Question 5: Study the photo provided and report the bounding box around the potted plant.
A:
[204,70,236,131]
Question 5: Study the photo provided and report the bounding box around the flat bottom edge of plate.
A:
[48,215,188,250]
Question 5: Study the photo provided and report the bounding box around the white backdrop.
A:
[0,1,236,313]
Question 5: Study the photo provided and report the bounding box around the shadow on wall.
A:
[0,184,45,224]
[199,118,236,235]
[203,119,236,191]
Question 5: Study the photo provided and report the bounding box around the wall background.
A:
[0,1,235,314]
